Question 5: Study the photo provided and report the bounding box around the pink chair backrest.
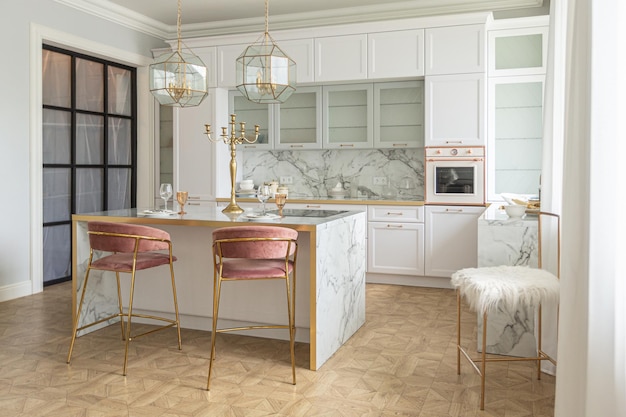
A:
[88,221,171,253]
[213,226,298,259]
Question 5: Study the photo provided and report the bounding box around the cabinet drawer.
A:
[368,205,424,222]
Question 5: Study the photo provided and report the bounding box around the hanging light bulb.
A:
[236,0,296,103]
[149,0,208,107]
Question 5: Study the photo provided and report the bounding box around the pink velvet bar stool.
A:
[207,225,298,390]
[67,221,182,375]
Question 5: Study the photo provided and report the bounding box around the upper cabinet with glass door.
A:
[374,81,424,148]
[228,90,274,151]
[275,86,322,150]
[488,25,548,77]
[322,83,373,149]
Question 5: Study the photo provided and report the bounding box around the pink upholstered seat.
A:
[207,225,298,390]
[67,221,182,376]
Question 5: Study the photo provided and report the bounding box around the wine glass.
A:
[257,184,271,215]
[275,193,287,217]
[176,191,188,215]
[159,183,173,211]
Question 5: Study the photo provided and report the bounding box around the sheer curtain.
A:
[553,0,626,416]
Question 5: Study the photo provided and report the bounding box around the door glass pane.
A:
[108,168,131,210]
[42,50,71,107]
[108,117,131,165]
[43,168,71,223]
[328,89,368,144]
[108,66,132,116]
[43,224,71,283]
[379,84,423,144]
[279,91,316,145]
[76,168,103,213]
[233,95,270,144]
[495,81,543,194]
[76,58,103,112]
[76,114,103,164]
[43,109,71,164]
[496,34,543,70]
[160,106,174,185]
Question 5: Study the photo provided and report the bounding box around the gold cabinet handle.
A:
[386,224,403,228]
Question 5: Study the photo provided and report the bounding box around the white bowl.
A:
[239,181,254,191]
[504,204,526,218]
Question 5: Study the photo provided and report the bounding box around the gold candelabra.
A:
[204,114,259,214]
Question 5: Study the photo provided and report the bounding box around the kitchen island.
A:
[71,207,367,370]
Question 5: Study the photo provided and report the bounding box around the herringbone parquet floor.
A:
[0,282,554,416]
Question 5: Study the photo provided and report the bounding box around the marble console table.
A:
[477,204,538,357]
[71,207,367,370]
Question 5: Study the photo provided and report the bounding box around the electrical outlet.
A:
[373,176,387,185]
[280,176,293,184]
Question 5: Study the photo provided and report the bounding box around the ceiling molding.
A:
[55,0,543,41]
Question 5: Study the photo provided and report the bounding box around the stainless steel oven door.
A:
[425,157,485,205]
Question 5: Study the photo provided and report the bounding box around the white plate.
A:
[140,210,178,218]
[242,213,280,222]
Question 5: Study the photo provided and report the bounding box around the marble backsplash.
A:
[242,148,424,200]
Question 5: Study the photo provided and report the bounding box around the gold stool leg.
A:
[122,270,137,376]
[67,267,92,364]
[285,273,296,385]
[456,290,461,375]
[207,275,222,390]
[115,272,125,340]
[169,260,182,350]
[537,304,543,380]
[480,311,487,410]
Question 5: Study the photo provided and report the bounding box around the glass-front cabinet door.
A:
[228,90,273,151]
[488,25,548,76]
[374,80,424,148]
[323,83,373,149]
[275,86,322,150]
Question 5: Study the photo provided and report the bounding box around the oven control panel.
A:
[425,146,485,157]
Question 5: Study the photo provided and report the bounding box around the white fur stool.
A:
[451,212,560,410]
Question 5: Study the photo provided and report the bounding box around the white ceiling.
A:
[57,0,546,39]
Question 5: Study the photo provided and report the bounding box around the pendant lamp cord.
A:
[176,0,182,53]
[264,0,269,35]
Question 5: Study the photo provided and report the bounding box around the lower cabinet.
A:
[367,206,425,275]
[424,205,485,277]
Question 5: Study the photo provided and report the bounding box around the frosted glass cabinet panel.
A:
[488,26,548,76]
[229,90,273,150]
[275,86,322,149]
[487,76,544,200]
[323,84,373,149]
[374,81,424,148]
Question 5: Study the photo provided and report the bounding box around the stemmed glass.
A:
[257,184,271,216]
[159,183,173,211]
[176,191,188,215]
[275,193,287,217]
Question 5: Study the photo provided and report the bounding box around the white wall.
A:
[0,0,166,300]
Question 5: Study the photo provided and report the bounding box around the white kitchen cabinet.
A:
[315,34,368,82]
[323,84,373,149]
[277,38,315,84]
[374,81,424,148]
[367,29,424,79]
[367,205,425,275]
[192,46,217,88]
[425,73,485,146]
[424,205,484,277]
[425,24,485,75]
[275,86,322,150]
[217,44,246,88]
[228,90,274,150]
[174,90,215,201]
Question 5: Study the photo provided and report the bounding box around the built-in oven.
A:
[425,146,485,205]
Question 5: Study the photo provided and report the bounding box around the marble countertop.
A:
[73,207,366,230]
[479,203,538,225]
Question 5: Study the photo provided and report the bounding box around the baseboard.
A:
[0,280,34,302]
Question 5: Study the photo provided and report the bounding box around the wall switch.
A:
[373,176,387,185]
[280,176,293,184]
